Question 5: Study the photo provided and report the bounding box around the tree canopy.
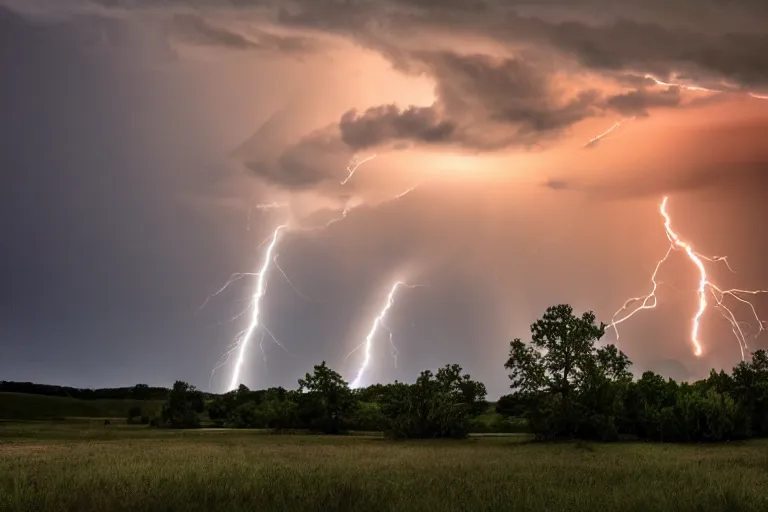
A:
[143,303,768,444]
[502,304,768,442]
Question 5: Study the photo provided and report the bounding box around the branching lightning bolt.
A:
[644,74,717,93]
[585,73,767,149]
[340,153,377,185]
[323,184,420,229]
[610,197,768,359]
[226,224,287,391]
[347,281,420,389]
[274,253,315,302]
[644,74,768,101]
[198,272,260,312]
[210,152,420,391]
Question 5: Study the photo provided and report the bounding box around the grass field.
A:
[0,392,162,421]
[1,422,767,511]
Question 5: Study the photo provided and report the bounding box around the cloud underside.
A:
[10,0,768,191]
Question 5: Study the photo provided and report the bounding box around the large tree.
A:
[297,361,355,434]
[504,304,631,439]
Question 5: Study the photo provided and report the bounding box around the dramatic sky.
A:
[2,0,768,398]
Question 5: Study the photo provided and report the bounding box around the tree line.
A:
[0,381,171,401]
[503,304,768,441]
[161,303,768,442]
[161,362,489,438]
[6,303,766,441]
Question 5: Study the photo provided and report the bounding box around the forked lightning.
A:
[610,197,768,359]
[226,225,287,391]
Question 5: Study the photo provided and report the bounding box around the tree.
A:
[731,350,768,435]
[380,365,487,439]
[435,364,488,416]
[576,344,634,439]
[161,381,203,428]
[622,371,677,439]
[495,394,528,417]
[297,362,355,434]
[259,395,299,430]
[504,304,629,439]
[131,384,151,400]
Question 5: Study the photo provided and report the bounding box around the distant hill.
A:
[0,380,170,401]
[0,392,163,420]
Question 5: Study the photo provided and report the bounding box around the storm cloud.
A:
[2,0,768,397]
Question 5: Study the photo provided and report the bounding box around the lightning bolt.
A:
[393,184,420,199]
[211,158,419,391]
[584,116,636,148]
[610,197,768,359]
[198,272,259,312]
[226,224,287,391]
[340,153,377,185]
[323,183,420,229]
[644,74,717,93]
[644,74,768,100]
[586,74,767,149]
[347,281,419,389]
[274,253,315,302]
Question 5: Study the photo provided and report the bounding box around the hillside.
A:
[0,392,163,420]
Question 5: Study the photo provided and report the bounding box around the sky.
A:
[1,0,768,398]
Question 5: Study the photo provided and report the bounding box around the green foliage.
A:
[469,404,530,433]
[160,381,204,428]
[495,394,528,417]
[380,364,487,438]
[505,304,628,439]
[297,361,355,434]
[259,396,299,430]
[349,401,386,431]
[505,304,768,443]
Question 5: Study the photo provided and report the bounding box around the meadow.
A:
[1,421,767,512]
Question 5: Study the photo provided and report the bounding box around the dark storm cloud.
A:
[244,125,350,190]
[18,0,765,195]
[242,50,607,190]
[339,52,600,150]
[260,0,768,85]
[258,48,688,186]
[605,87,682,117]
[540,19,768,88]
[171,13,316,54]
[67,1,768,89]
[332,51,603,153]
[14,1,768,156]
[339,105,456,150]
[172,14,263,49]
